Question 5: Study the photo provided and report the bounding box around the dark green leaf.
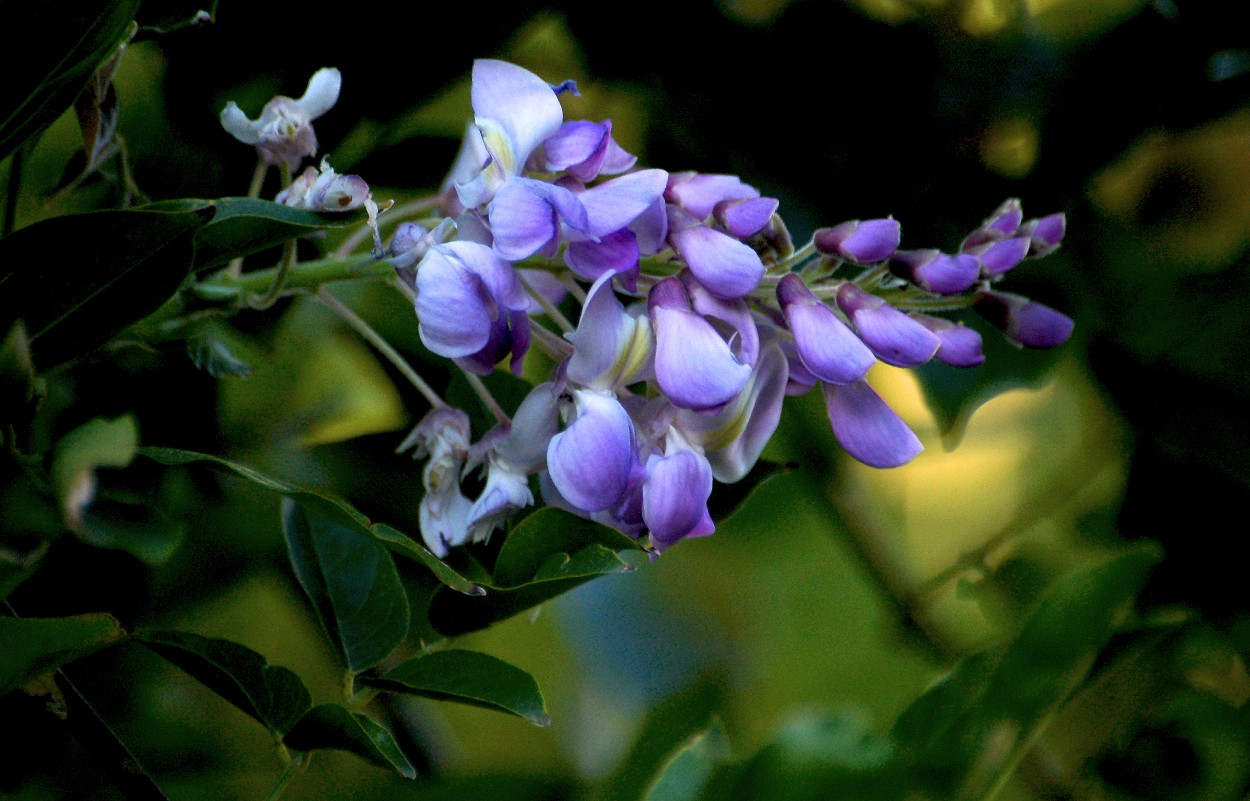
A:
[0,0,139,163]
[361,649,548,726]
[284,703,416,778]
[707,460,793,537]
[428,507,641,637]
[893,544,1162,797]
[281,498,409,672]
[0,206,213,369]
[642,719,732,801]
[0,613,127,696]
[142,197,363,270]
[50,415,136,530]
[371,523,485,596]
[137,447,481,594]
[136,630,311,736]
[74,493,184,565]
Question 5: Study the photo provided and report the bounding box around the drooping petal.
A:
[643,447,715,550]
[650,279,751,411]
[837,283,941,367]
[685,275,759,368]
[823,379,923,468]
[470,59,564,177]
[219,102,261,144]
[415,241,528,363]
[777,274,875,385]
[543,120,637,182]
[547,390,636,513]
[500,382,560,471]
[465,457,534,543]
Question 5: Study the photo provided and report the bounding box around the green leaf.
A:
[281,498,410,672]
[0,321,36,427]
[642,719,733,801]
[0,206,213,369]
[283,703,416,778]
[892,544,1162,798]
[0,0,140,163]
[0,613,127,696]
[136,630,312,736]
[361,649,549,726]
[707,459,793,537]
[137,447,483,595]
[142,197,363,270]
[427,507,642,637]
[73,493,185,565]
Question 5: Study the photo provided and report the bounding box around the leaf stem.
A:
[248,238,299,310]
[315,286,446,409]
[264,752,311,801]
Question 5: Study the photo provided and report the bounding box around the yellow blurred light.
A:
[981,116,1040,178]
[962,0,1014,37]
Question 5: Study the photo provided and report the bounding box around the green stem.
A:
[194,252,390,301]
[316,286,446,409]
[265,752,311,801]
[518,272,574,333]
[248,239,299,310]
[462,370,510,426]
[225,159,271,278]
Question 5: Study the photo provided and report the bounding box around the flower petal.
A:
[643,448,715,549]
[547,390,636,513]
[471,59,564,176]
[823,380,923,468]
[670,224,765,300]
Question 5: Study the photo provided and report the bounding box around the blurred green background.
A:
[4,0,1250,798]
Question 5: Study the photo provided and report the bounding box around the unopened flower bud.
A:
[909,313,985,366]
[813,219,901,264]
[1016,213,1066,257]
[960,198,1023,249]
[888,249,980,294]
[836,283,941,366]
[973,290,1074,348]
[713,196,778,239]
[963,236,1030,278]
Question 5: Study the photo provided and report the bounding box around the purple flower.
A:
[547,389,638,513]
[665,172,759,218]
[566,272,654,391]
[962,237,1031,278]
[541,120,637,182]
[713,197,779,239]
[643,438,715,552]
[836,283,941,367]
[400,408,473,557]
[973,290,1074,348]
[1017,213,1066,257]
[823,379,923,468]
[813,219,901,264]
[909,313,985,367]
[455,59,566,209]
[649,278,752,411]
[220,67,340,169]
[464,429,535,544]
[415,241,531,375]
[488,177,589,260]
[667,205,765,300]
[961,198,1024,250]
[777,274,876,385]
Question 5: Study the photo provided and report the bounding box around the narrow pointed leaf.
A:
[361,649,549,726]
[143,197,365,270]
[281,499,409,672]
[642,719,733,801]
[0,0,139,163]
[0,613,127,696]
[0,206,213,369]
[136,630,312,736]
[371,523,485,596]
[284,703,416,778]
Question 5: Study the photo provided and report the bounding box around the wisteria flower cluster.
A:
[222,59,1072,560]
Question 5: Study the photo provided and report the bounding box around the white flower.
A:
[220,67,341,169]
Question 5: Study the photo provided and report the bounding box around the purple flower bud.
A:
[888,250,981,294]
[973,290,1074,349]
[665,172,759,218]
[644,444,715,552]
[713,197,779,239]
[963,237,1030,278]
[777,274,875,385]
[960,198,1023,249]
[823,379,923,468]
[1016,213,1066,257]
[836,284,942,367]
[909,313,985,367]
[813,219,901,264]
